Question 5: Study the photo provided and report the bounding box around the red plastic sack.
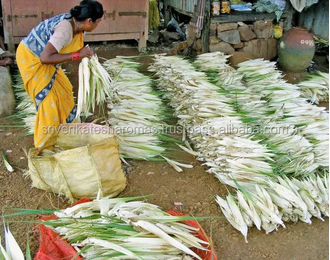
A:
[34,198,89,260]
[35,198,217,260]
[34,225,82,260]
[167,210,218,260]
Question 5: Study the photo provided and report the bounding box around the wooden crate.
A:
[1,0,148,51]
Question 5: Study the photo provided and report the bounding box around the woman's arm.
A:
[40,43,94,64]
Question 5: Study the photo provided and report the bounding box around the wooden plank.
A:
[2,0,15,52]
[84,32,141,42]
[138,0,148,52]
[111,1,147,34]
[11,34,146,45]
[12,34,143,44]
[86,0,114,35]
[212,11,277,23]
[164,0,171,26]
[171,6,194,17]
[202,0,211,53]
[9,0,48,37]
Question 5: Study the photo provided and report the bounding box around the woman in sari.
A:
[16,0,103,147]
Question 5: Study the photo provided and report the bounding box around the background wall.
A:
[298,0,329,40]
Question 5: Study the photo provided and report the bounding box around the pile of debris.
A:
[148,18,189,52]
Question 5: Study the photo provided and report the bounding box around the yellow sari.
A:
[16,33,83,147]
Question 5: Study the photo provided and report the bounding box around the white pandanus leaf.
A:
[134,220,202,260]
[216,195,248,241]
[236,191,261,230]
[0,237,10,260]
[76,61,84,118]
[5,226,24,260]
[162,156,193,172]
[156,223,208,250]
[176,143,199,156]
[1,151,14,173]
[81,238,143,260]
[82,57,90,96]
[227,193,249,243]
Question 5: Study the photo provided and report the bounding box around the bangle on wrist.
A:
[72,51,80,61]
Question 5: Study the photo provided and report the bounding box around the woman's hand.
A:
[3,57,13,65]
[79,46,94,59]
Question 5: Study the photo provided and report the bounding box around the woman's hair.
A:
[70,0,103,22]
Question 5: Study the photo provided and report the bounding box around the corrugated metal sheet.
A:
[168,0,198,14]
[298,0,329,40]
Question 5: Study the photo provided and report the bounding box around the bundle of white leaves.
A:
[236,59,328,175]
[103,58,167,161]
[201,55,329,239]
[216,173,329,240]
[102,57,192,171]
[11,73,36,134]
[298,71,329,104]
[77,55,113,118]
[46,196,210,259]
[151,53,329,241]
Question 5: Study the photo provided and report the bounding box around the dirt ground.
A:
[0,42,329,260]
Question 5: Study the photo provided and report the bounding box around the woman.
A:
[16,0,103,147]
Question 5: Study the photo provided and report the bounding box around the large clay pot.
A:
[278,27,315,73]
